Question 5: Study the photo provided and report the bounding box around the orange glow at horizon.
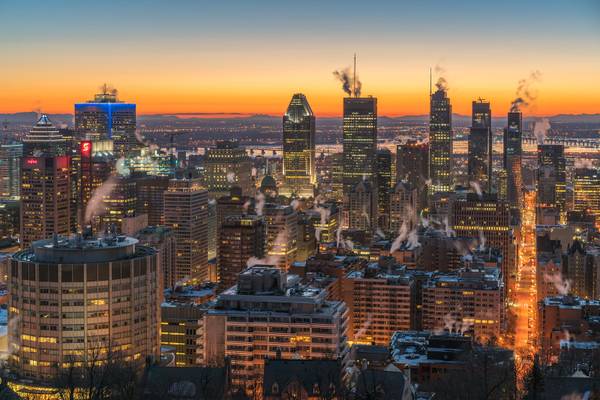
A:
[1,50,599,117]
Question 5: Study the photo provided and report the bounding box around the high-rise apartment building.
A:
[342,97,377,195]
[468,100,492,193]
[217,214,266,291]
[204,141,253,198]
[8,235,161,381]
[164,178,209,282]
[429,88,453,195]
[281,93,316,198]
[451,193,516,285]
[136,225,177,289]
[263,204,298,270]
[75,89,136,142]
[341,259,415,345]
[201,267,348,386]
[422,267,504,342]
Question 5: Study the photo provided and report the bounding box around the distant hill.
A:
[3,112,600,128]
[0,112,72,128]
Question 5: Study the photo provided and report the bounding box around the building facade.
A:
[8,235,161,381]
[281,93,316,198]
[164,178,209,282]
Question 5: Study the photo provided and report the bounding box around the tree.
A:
[424,344,517,400]
[522,356,544,400]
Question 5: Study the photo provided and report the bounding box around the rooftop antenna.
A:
[429,67,432,96]
[353,53,357,98]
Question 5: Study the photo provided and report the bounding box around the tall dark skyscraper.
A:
[375,149,392,230]
[503,111,523,211]
[396,140,429,211]
[468,99,492,193]
[75,87,136,141]
[429,88,452,196]
[342,97,377,195]
[537,144,566,216]
[281,93,316,198]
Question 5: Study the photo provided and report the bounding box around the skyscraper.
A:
[20,116,74,247]
[217,214,266,291]
[203,140,253,198]
[135,175,170,226]
[342,97,377,195]
[503,111,523,211]
[263,204,298,270]
[75,87,136,141]
[375,149,392,230]
[0,143,22,200]
[281,93,316,198]
[396,140,429,211]
[451,193,516,287]
[468,100,492,193]
[573,168,600,226]
[78,139,114,226]
[429,88,453,196]
[164,178,209,282]
[537,144,566,217]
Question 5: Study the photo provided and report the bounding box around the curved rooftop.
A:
[13,235,155,264]
[284,93,313,123]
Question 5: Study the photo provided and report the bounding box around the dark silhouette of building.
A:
[218,215,266,291]
[376,149,392,230]
[537,144,566,218]
[503,110,523,212]
[468,99,492,193]
[396,140,429,211]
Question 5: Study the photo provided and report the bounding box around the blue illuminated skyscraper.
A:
[75,85,136,145]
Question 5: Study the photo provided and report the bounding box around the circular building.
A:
[8,235,161,381]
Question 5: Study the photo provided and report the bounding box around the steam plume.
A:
[84,175,118,223]
[434,64,448,91]
[390,222,409,253]
[510,70,542,112]
[469,181,483,198]
[544,270,571,296]
[227,172,236,184]
[333,67,362,97]
[534,118,551,145]
[255,192,266,216]
[246,232,284,268]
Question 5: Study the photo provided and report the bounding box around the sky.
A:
[0,0,599,117]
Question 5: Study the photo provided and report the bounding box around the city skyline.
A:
[1,1,599,116]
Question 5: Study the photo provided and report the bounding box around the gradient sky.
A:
[1,0,599,117]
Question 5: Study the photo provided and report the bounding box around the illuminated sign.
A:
[81,141,92,158]
[25,158,38,165]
